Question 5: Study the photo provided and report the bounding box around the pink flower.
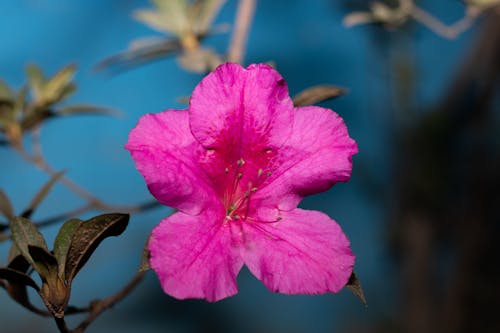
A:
[126,63,358,302]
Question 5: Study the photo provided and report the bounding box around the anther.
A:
[224,167,229,174]
[237,173,243,179]
[257,168,263,177]
[266,171,272,177]
[237,158,245,166]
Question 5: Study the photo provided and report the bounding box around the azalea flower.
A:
[126,63,358,302]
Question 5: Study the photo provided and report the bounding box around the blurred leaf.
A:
[189,0,225,34]
[0,267,39,291]
[0,189,14,220]
[22,171,64,219]
[25,63,46,101]
[10,216,49,268]
[42,64,76,104]
[56,82,77,103]
[65,213,129,282]
[28,245,58,281]
[0,79,14,101]
[134,0,190,35]
[58,104,120,117]
[293,85,347,107]
[95,38,181,73]
[178,47,222,73]
[20,109,54,131]
[53,218,82,279]
[14,86,27,117]
[346,271,367,306]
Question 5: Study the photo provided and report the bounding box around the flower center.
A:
[223,158,262,223]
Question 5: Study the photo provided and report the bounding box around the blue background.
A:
[0,1,476,332]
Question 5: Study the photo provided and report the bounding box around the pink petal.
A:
[241,208,354,294]
[254,106,358,211]
[149,210,243,302]
[189,63,294,150]
[125,110,217,214]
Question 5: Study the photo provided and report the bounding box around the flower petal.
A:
[189,63,294,150]
[254,106,358,211]
[125,110,218,214]
[241,208,354,294]
[149,210,243,302]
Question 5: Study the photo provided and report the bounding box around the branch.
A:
[227,0,256,64]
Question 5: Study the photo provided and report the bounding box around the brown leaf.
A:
[346,271,367,306]
[64,213,129,282]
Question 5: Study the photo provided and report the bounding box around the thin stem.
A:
[13,141,161,214]
[71,270,146,333]
[227,0,256,64]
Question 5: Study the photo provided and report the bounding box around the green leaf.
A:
[293,85,347,107]
[22,171,64,219]
[53,218,82,279]
[58,104,120,117]
[346,271,367,306]
[65,213,129,282]
[10,216,49,267]
[0,189,14,220]
[189,0,225,34]
[25,63,46,101]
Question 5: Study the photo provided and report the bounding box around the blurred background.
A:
[0,0,498,332]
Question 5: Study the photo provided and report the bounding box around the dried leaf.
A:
[65,213,129,282]
[0,189,14,220]
[53,218,82,278]
[293,85,347,107]
[139,235,152,272]
[346,271,367,306]
[22,171,64,219]
[28,245,58,281]
[10,216,49,268]
[0,267,39,291]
